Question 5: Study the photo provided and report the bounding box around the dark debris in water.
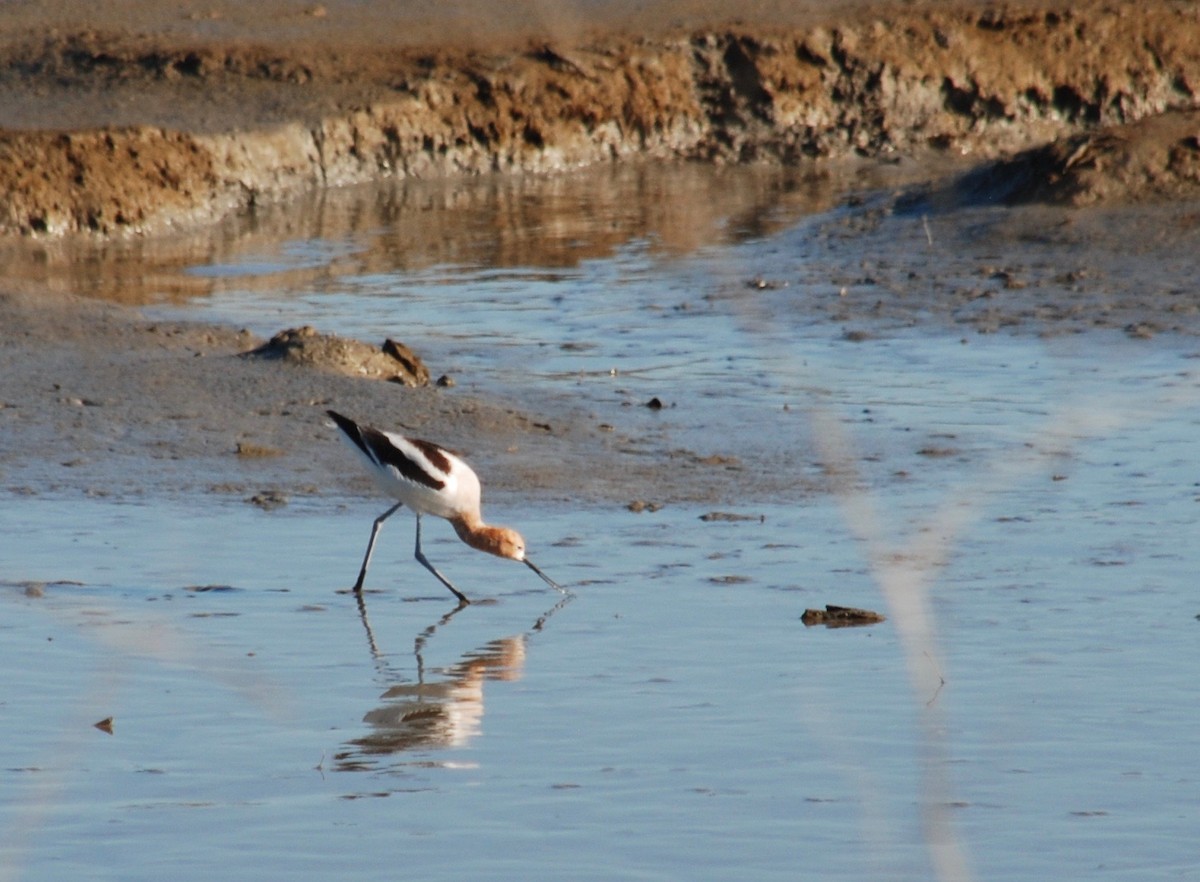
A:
[699,511,764,522]
[247,490,289,510]
[917,446,960,458]
[801,605,887,628]
[709,574,752,585]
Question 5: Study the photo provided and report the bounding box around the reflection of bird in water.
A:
[335,590,573,770]
[326,410,563,604]
[337,635,527,763]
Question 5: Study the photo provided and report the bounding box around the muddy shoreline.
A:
[3,162,1198,509]
[3,0,1200,507]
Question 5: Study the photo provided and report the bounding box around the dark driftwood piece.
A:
[801,605,886,627]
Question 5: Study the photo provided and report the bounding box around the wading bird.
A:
[327,410,561,604]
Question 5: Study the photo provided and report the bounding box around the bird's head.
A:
[454,521,564,592]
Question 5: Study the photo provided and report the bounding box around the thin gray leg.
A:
[353,502,404,593]
[413,512,471,605]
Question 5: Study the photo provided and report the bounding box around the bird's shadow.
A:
[330,588,574,771]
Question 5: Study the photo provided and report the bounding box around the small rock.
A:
[991,269,1027,289]
[747,277,787,290]
[699,511,763,522]
[235,441,283,458]
[382,338,431,385]
[627,500,663,513]
[1124,322,1157,339]
[917,446,958,457]
[247,490,288,510]
[693,453,740,468]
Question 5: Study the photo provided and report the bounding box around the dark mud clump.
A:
[244,326,431,386]
[801,605,887,627]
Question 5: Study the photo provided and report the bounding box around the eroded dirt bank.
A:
[2,0,1200,236]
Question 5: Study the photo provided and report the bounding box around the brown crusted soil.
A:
[2,0,1200,236]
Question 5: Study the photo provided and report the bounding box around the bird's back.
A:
[375,429,481,520]
[328,410,481,520]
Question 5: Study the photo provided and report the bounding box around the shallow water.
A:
[4,166,1200,881]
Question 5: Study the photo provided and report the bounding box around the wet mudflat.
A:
[3,163,1200,881]
[2,457,1197,881]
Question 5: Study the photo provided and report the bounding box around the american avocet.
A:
[326,410,561,604]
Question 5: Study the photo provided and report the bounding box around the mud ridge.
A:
[949,110,1200,206]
